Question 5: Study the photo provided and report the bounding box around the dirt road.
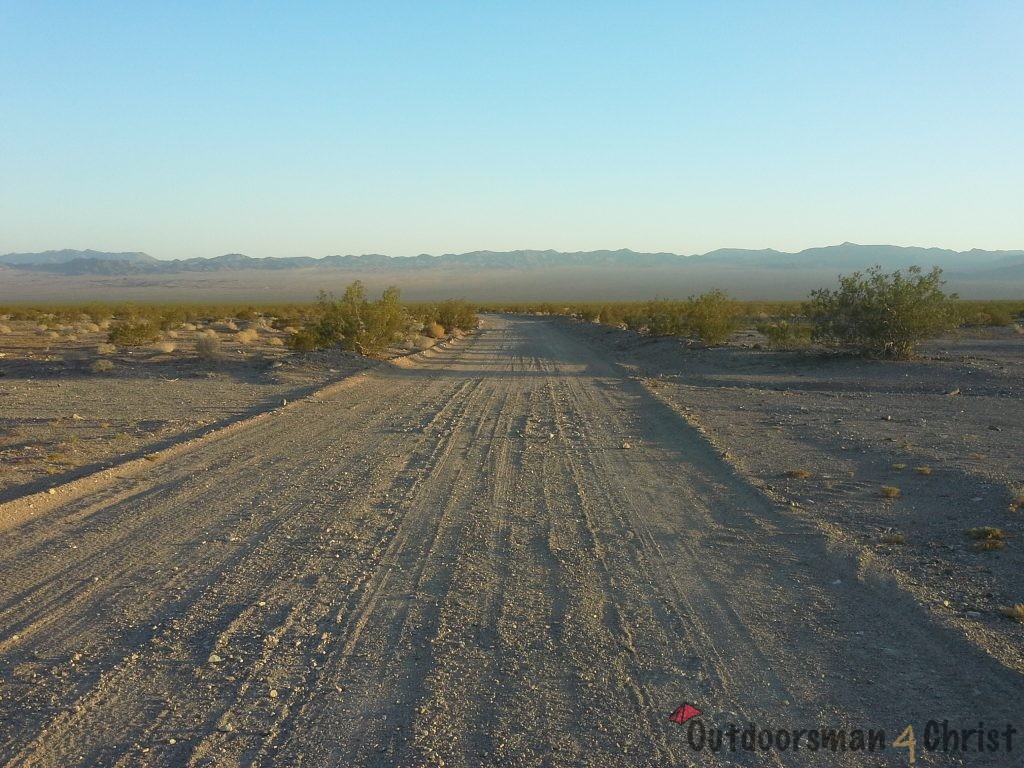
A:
[2,316,1021,767]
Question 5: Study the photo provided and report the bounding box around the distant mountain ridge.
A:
[3,244,1022,301]
[3,244,1023,277]
[0,249,157,267]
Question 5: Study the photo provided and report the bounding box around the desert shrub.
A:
[0,324,11,334]
[266,336,285,347]
[960,309,1013,327]
[685,289,742,345]
[196,335,222,359]
[96,342,117,355]
[1010,490,1024,512]
[757,321,814,348]
[108,319,161,346]
[592,292,740,345]
[154,341,176,353]
[363,286,407,351]
[957,301,1019,327]
[642,299,688,336]
[288,328,321,352]
[290,282,408,355]
[1000,604,1024,622]
[598,305,624,324]
[966,526,1005,541]
[430,299,479,334]
[90,359,115,373]
[235,329,259,344]
[808,266,958,359]
[425,321,446,339]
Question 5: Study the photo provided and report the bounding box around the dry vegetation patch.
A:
[0,304,378,499]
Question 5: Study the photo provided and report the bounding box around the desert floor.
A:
[1,315,1021,767]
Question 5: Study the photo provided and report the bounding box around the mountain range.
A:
[3,244,1023,275]
[1,244,1021,301]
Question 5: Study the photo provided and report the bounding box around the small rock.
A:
[208,653,224,664]
[168,738,176,745]
[47,488,56,495]
[621,442,631,450]
[269,689,279,698]
[966,611,982,619]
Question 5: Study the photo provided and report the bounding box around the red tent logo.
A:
[669,703,702,724]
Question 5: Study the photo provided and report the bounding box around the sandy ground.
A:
[1,316,1022,767]
[567,320,1024,669]
[0,321,374,502]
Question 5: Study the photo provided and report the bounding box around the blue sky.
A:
[2,1,1021,258]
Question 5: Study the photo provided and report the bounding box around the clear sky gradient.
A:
[2,2,1021,259]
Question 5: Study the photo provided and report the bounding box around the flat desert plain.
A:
[1,315,1022,767]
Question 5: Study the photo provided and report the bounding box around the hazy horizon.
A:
[2,3,1022,260]
[5,240,1024,263]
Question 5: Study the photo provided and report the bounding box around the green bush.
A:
[757,320,814,348]
[430,299,478,334]
[107,319,160,346]
[808,265,957,359]
[957,302,1018,327]
[620,291,740,345]
[289,282,408,356]
[685,289,742,345]
[640,299,687,336]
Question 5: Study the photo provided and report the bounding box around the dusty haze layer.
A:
[1,244,1022,301]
